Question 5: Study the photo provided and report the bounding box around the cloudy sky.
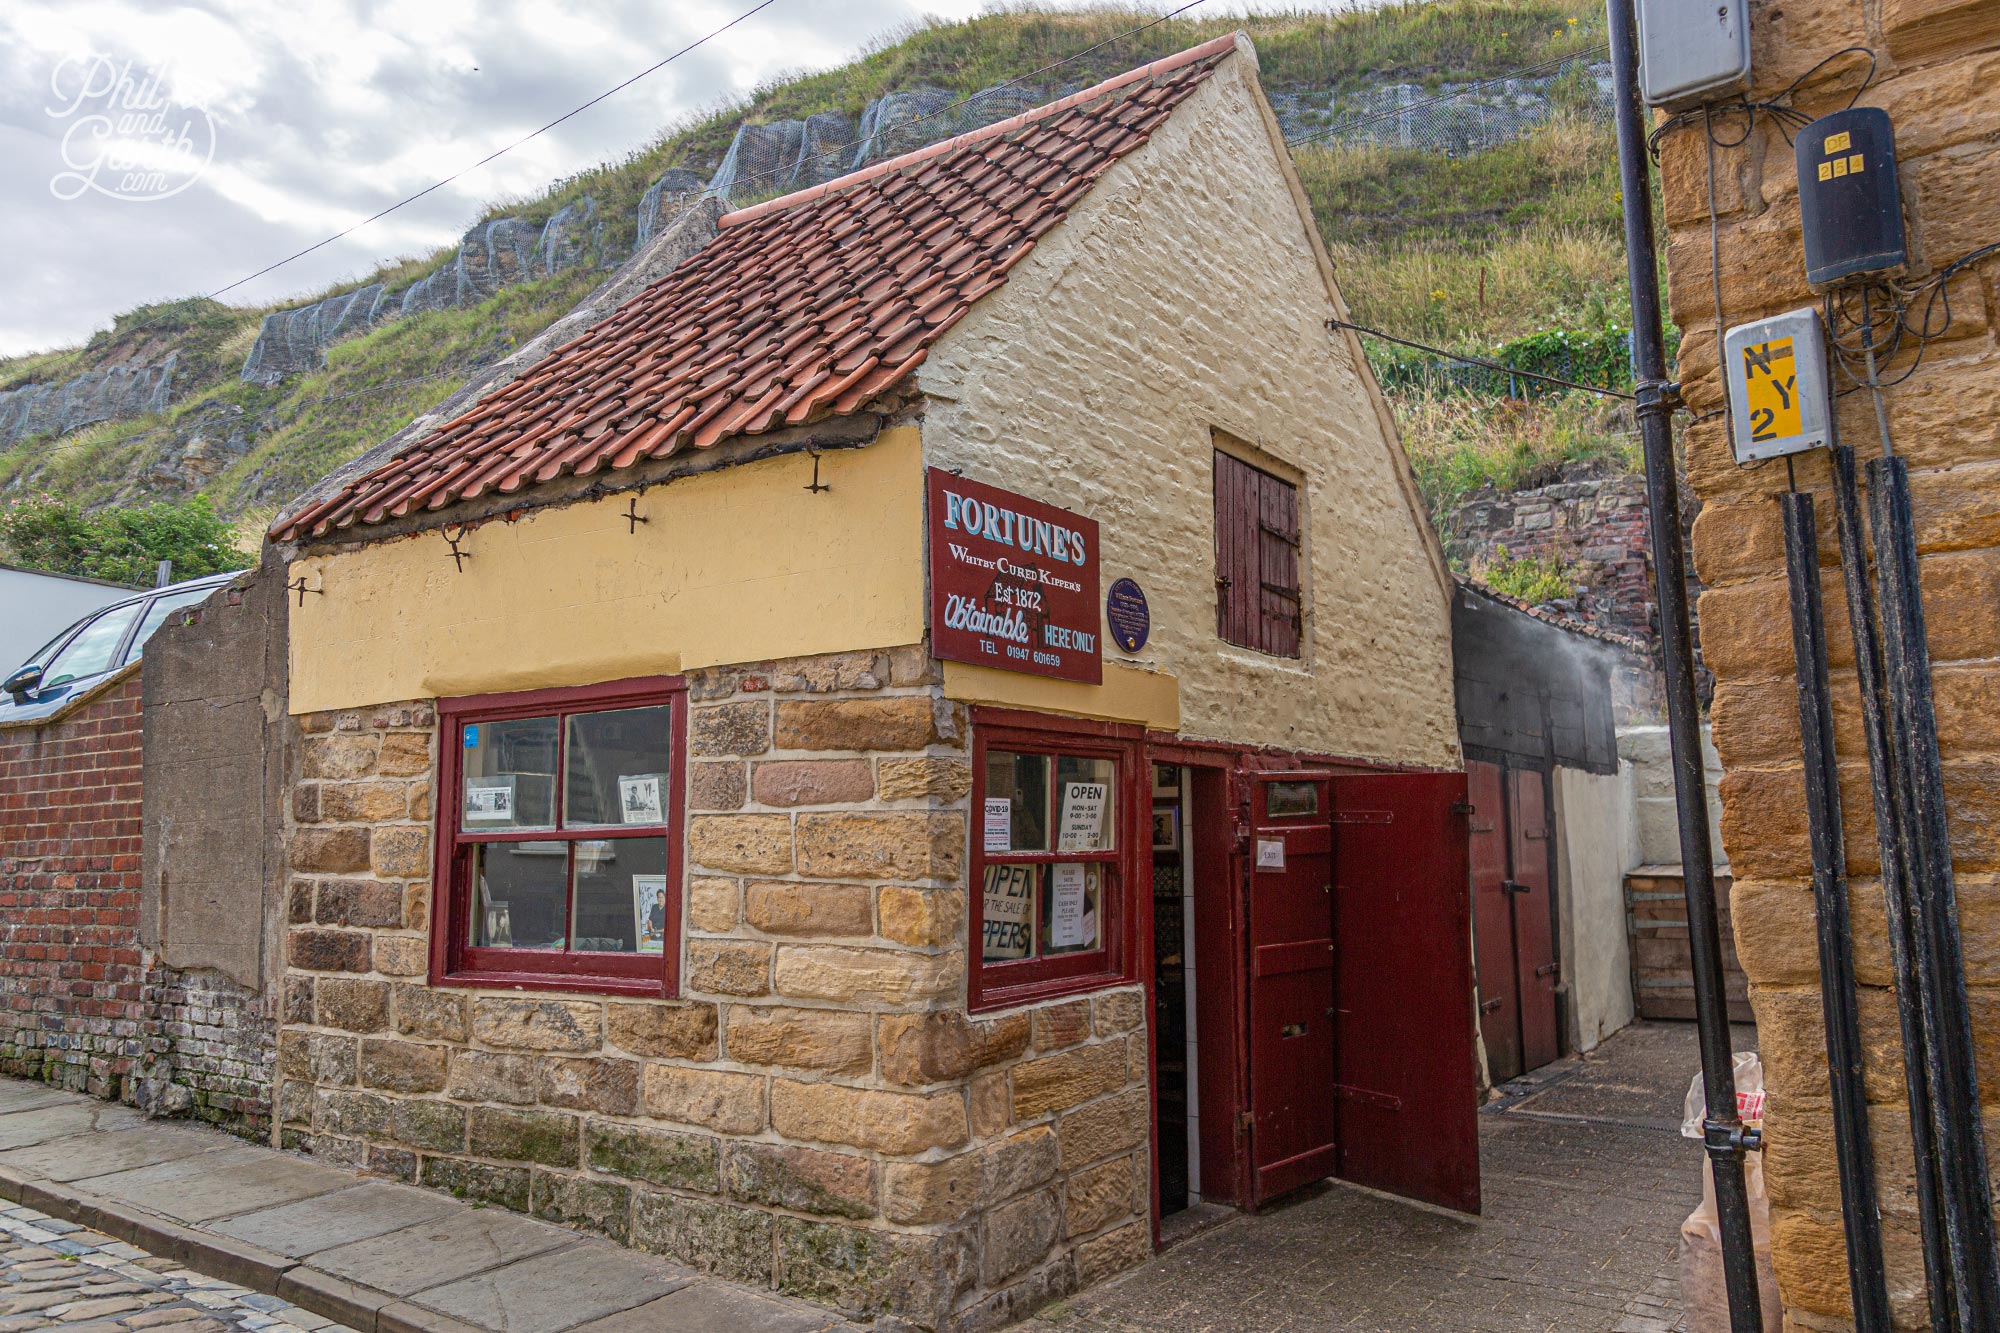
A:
[1,0,1292,358]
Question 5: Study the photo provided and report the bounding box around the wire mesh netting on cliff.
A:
[1284,46,1612,157]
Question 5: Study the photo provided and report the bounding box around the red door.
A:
[1510,768,1560,1071]
[1330,770,1481,1215]
[1468,760,1523,1081]
[1245,773,1338,1206]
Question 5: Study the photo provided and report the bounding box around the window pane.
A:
[41,602,143,687]
[571,837,669,954]
[1040,863,1102,955]
[126,588,215,664]
[462,716,557,829]
[469,841,568,949]
[981,863,1039,963]
[1054,756,1115,851]
[565,706,672,828]
[983,752,1049,852]
[1266,781,1320,818]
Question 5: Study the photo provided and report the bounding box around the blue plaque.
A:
[1105,578,1150,653]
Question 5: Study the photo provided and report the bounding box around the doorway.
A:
[1150,762,1197,1217]
[1469,757,1561,1082]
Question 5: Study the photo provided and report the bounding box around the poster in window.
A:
[465,774,517,823]
[619,774,665,825]
[982,864,1035,961]
[1057,782,1109,852]
[1151,805,1180,852]
[1048,863,1094,949]
[983,798,1012,853]
[632,875,668,955]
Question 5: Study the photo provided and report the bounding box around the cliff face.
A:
[0,355,177,449]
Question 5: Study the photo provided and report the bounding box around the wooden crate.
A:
[1625,865,1755,1023]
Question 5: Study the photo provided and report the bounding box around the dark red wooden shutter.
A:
[1213,451,1300,658]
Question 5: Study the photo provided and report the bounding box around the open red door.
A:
[1245,772,1338,1207]
[1331,770,1481,1214]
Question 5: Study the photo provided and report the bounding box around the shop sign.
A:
[928,468,1102,684]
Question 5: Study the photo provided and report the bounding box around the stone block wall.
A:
[273,646,1153,1331]
[1654,2,2000,1326]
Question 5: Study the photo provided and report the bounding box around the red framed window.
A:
[430,676,686,997]
[970,709,1142,1012]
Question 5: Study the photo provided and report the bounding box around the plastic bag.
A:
[1678,1052,1782,1332]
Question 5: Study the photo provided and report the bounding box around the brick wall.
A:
[0,671,146,1098]
[0,665,276,1136]
[1655,2,2000,1327]
[274,646,1152,1332]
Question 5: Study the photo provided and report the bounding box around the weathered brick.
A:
[770,1079,967,1154]
[288,928,371,973]
[971,1071,1011,1139]
[881,1152,982,1225]
[390,1099,466,1154]
[302,735,379,780]
[587,1122,719,1192]
[471,997,602,1051]
[725,1142,877,1219]
[726,1005,873,1073]
[1064,1154,1141,1237]
[422,1158,529,1211]
[376,732,431,777]
[1056,1088,1147,1169]
[538,1057,641,1115]
[319,781,412,824]
[878,1011,1030,1085]
[770,650,884,693]
[1012,1041,1129,1119]
[877,887,962,948]
[775,697,941,752]
[314,878,406,929]
[687,814,794,875]
[1074,1218,1150,1286]
[689,760,747,811]
[531,1171,630,1243]
[687,878,739,933]
[467,1106,580,1168]
[795,812,963,881]
[358,1038,449,1094]
[605,1002,719,1060]
[370,827,430,879]
[642,1065,767,1134]
[876,756,972,802]
[687,939,771,996]
[633,1194,773,1288]
[447,1050,540,1105]
[315,978,389,1033]
[774,945,962,1004]
[985,1124,1059,1200]
[982,1188,1061,1285]
[752,760,875,807]
[1093,988,1145,1036]
[773,1219,968,1325]
[291,827,372,874]
[690,701,771,757]
[1032,999,1093,1052]
[745,880,873,938]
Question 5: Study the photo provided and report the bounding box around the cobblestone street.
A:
[0,1205,353,1333]
[1024,1021,1752,1333]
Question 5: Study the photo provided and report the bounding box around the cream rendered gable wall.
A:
[918,46,1460,767]
[286,428,926,714]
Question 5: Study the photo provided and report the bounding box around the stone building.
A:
[1651,0,2000,1327]
[257,36,1477,1329]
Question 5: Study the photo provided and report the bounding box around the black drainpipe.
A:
[1604,2,1764,1329]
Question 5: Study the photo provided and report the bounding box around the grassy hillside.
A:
[0,1,1629,540]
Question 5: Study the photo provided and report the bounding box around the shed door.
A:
[1468,760,1522,1081]
[1245,773,1338,1206]
[1331,770,1482,1215]
[1509,768,1560,1072]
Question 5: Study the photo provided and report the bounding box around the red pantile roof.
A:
[272,35,1239,543]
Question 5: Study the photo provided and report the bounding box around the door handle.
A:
[1479,996,1503,1014]
[1503,879,1531,896]
[1536,962,1560,978]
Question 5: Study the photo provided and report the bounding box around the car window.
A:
[40,602,144,689]
[16,616,90,675]
[124,586,217,664]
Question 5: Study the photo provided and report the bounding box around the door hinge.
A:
[1535,962,1560,978]
[1503,879,1531,896]
[1449,800,1475,816]
[1235,1109,1254,1139]
[1479,996,1504,1015]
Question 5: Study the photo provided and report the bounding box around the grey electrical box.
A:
[1637,0,1751,109]
[1724,309,1830,464]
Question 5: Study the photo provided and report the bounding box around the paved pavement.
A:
[0,1201,352,1333]
[1024,1020,1756,1333]
[0,1080,847,1333]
